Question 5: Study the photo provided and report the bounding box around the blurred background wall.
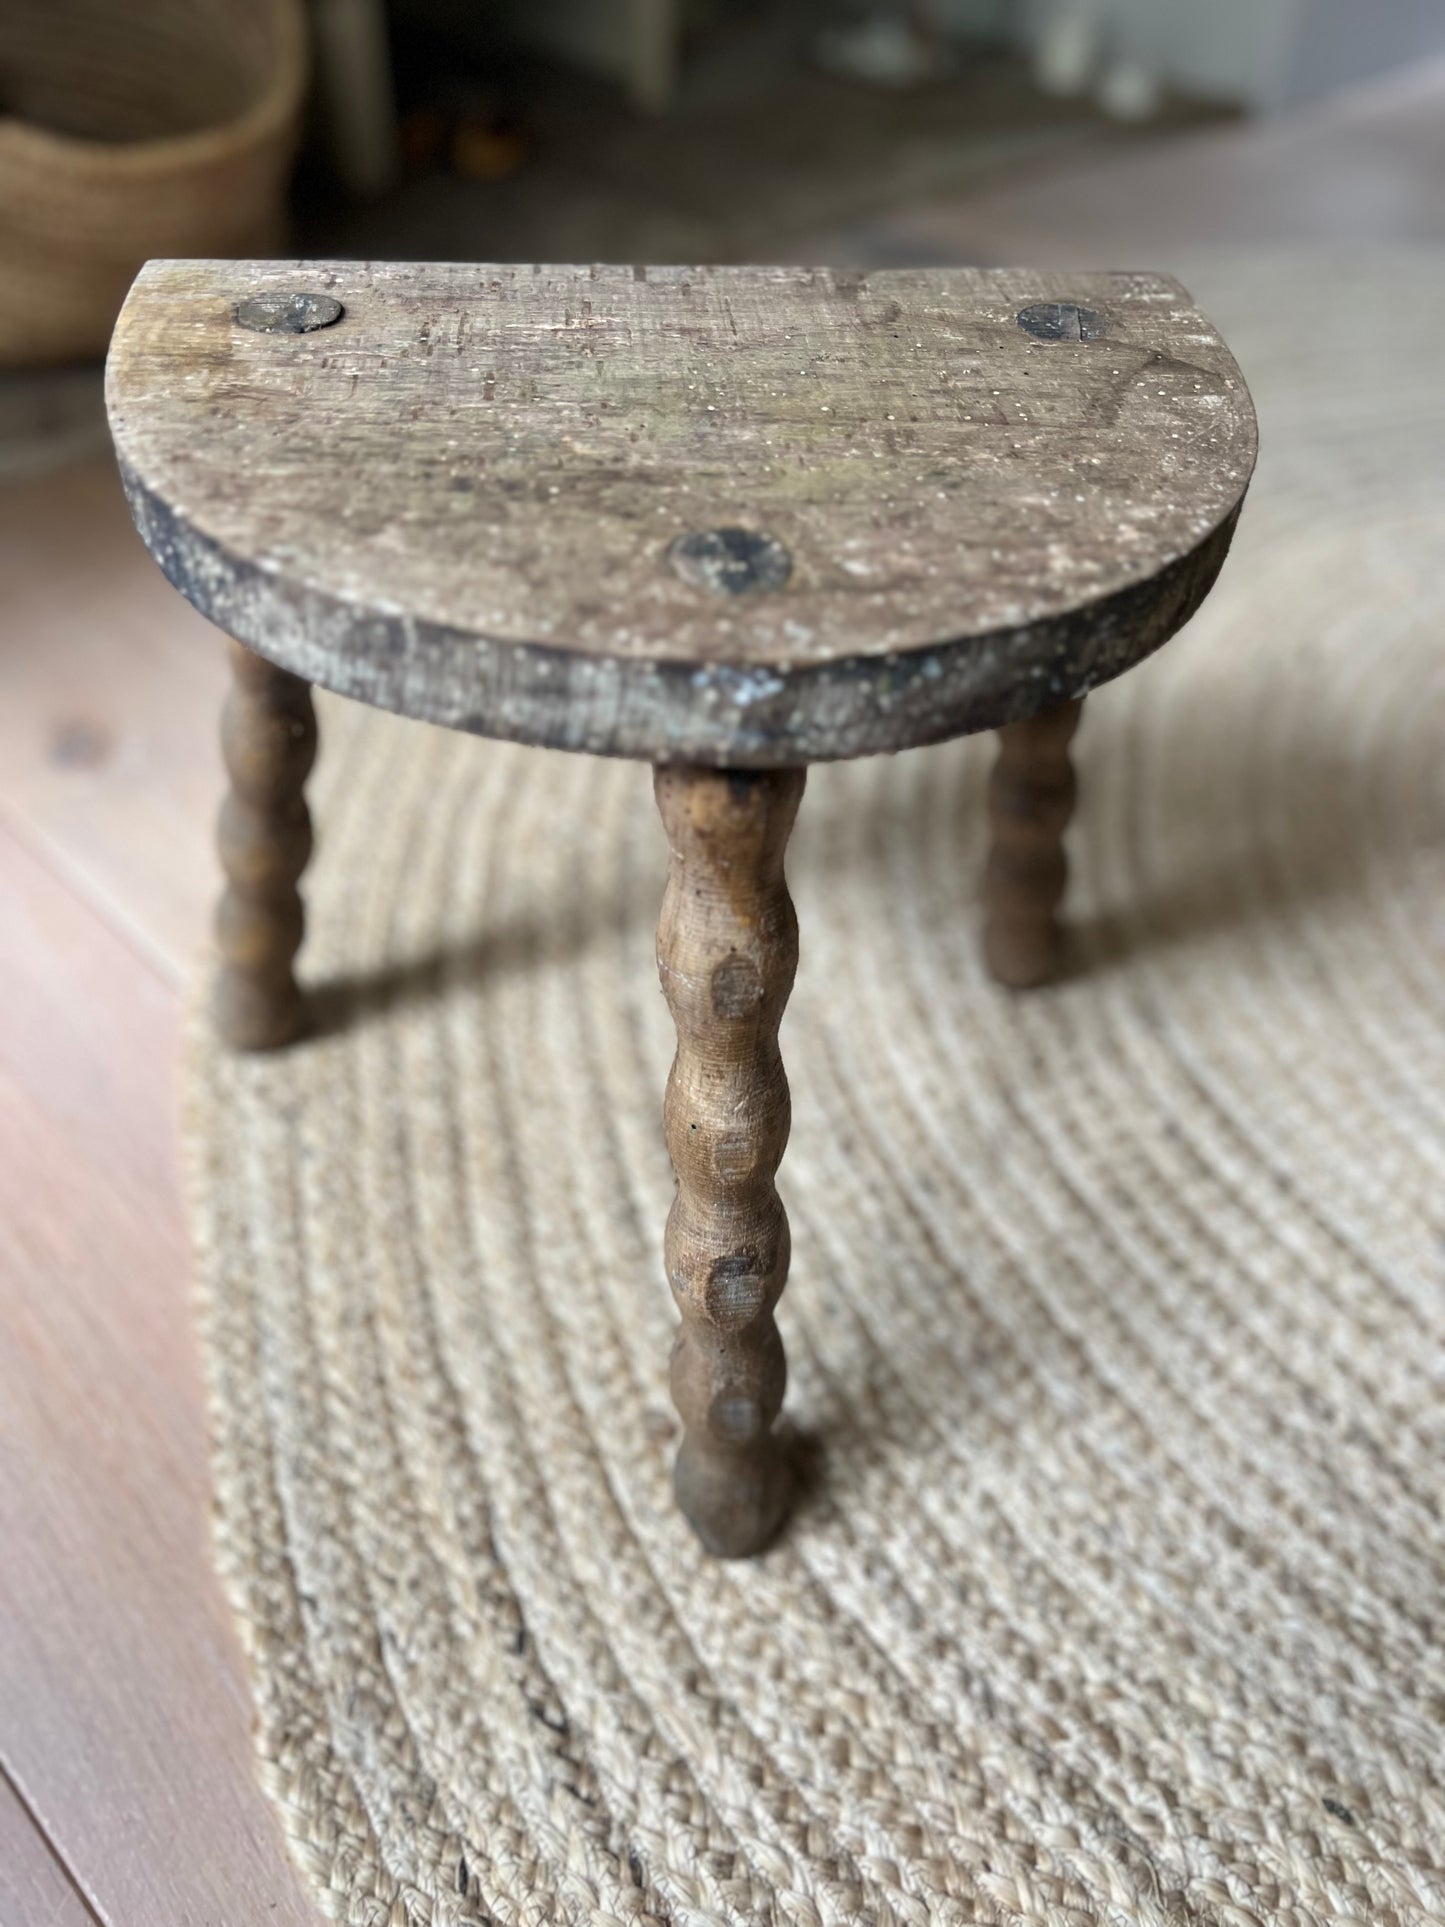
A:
[952,0,1445,105]
[413,0,1445,115]
[2,0,1444,474]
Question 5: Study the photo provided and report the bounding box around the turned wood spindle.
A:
[654,766,805,1558]
[984,697,1083,990]
[214,641,317,1049]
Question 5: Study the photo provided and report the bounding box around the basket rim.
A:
[0,0,307,174]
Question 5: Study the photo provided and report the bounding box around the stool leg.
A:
[983,697,1083,989]
[214,642,317,1050]
[653,765,805,1557]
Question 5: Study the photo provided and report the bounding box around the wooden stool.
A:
[108,263,1255,1556]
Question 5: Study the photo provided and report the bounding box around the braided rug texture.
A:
[189,253,1445,1927]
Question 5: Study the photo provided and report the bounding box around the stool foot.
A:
[214,642,317,1050]
[984,697,1083,989]
[653,765,804,1557]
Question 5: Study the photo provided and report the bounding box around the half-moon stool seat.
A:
[108,261,1256,1555]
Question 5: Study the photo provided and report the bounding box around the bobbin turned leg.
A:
[654,765,805,1557]
[214,642,317,1050]
[984,697,1083,989]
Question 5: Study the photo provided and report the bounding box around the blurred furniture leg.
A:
[215,643,317,1050]
[629,0,680,113]
[310,0,400,195]
[984,698,1083,989]
[1032,0,1101,95]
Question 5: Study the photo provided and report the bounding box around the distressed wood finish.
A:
[984,697,1083,988]
[215,641,316,1048]
[655,765,804,1556]
[107,260,1256,767]
[102,258,1256,1554]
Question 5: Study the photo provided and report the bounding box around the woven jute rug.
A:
[189,253,1445,1927]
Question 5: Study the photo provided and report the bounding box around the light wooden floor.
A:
[2,59,1441,1925]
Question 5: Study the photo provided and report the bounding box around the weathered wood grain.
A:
[107,260,1255,765]
[655,765,803,1554]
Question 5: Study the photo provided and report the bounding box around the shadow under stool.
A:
[107,262,1256,1556]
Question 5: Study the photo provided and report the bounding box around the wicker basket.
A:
[0,0,307,367]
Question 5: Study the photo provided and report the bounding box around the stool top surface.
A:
[108,259,1255,765]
